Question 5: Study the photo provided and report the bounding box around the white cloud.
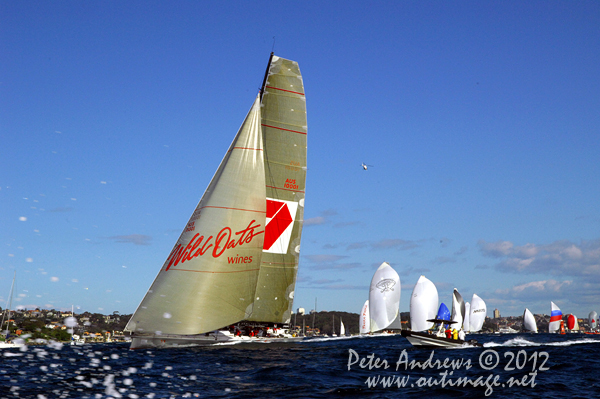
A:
[478,240,514,257]
[304,216,326,226]
[478,239,600,280]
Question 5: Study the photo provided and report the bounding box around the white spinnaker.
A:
[369,262,401,332]
[409,275,438,332]
[359,300,370,334]
[523,308,538,332]
[469,294,487,332]
[589,311,598,330]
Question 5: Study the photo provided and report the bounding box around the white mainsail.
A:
[340,320,346,336]
[451,288,465,330]
[124,54,307,347]
[369,262,401,332]
[359,300,370,334]
[469,294,486,332]
[548,301,562,333]
[409,275,438,332]
[522,308,537,332]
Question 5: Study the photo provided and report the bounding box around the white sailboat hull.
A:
[400,330,482,348]
[0,341,23,349]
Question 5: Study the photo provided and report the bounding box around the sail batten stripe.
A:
[265,85,305,96]
[229,147,263,152]
[261,124,307,135]
[170,268,260,274]
[260,262,298,266]
[200,205,266,214]
[265,185,305,193]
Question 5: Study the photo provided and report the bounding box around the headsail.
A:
[247,55,307,324]
[369,262,401,332]
[409,275,438,332]
[548,301,562,333]
[125,97,266,336]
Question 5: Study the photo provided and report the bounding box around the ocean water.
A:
[1,333,599,398]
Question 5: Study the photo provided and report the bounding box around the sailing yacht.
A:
[549,302,563,333]
[522,308,538,333]
[125,53,307,349]
[1,272,24,349]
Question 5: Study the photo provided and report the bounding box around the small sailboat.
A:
[522,308,538,333]
[125,53,307,349]
[567,314,579,332]
[549,301,563,333]
[589,311,598,333]
[331,315,337,337]
[0,272,24,349]
[67,306,85,345]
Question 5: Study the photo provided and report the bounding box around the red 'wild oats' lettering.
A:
[165,220,263,271]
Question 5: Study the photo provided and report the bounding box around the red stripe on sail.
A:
[201,206,266,214]
[265,85,305,96]
[550,315,562,322]
[170,268,260,274]
[261,124,307,135]
[266,185,305,193]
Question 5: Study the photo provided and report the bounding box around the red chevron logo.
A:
[263,199,294,252]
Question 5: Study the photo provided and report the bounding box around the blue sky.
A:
[2,1,599,319]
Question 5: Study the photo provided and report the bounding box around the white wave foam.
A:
[484,336,600,348]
